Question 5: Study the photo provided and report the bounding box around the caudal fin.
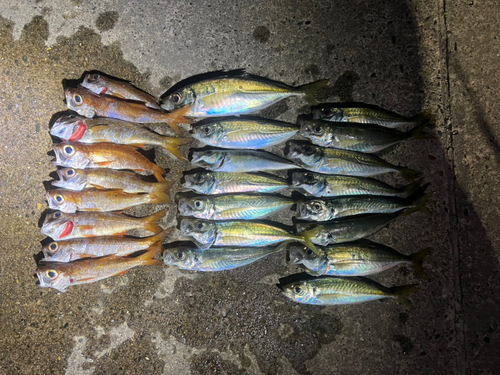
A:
[298,79,329,106]
[161,136,190,161]
[149,228,172,245]
[409,247,432,279]
[397,179,423,198]
[137,242,164,266]
[165,105,194,135]
[408,120,435,140]
[148,181,173,204]
[407,185,433,216]
[141,209,167,234]
[390,284,419,308]
[297,229,320,256]
[410,111,436,127]
[152,164,166,182]
[398,166,422,182]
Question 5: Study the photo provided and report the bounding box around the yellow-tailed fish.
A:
[51,142,166,182]
[161,71,328,117]
[40,209,166,240]
[42,230,170,262]
[37,244,163,292]
[51,115,189,160]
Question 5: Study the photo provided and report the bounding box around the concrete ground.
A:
[0,0,499,374]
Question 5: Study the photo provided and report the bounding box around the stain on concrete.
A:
[95,11,119,32]
[253,25,270,43]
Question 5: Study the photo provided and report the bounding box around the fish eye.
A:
[195,174,203,182]
[294,286,302,294]
[93,74,100,80]
[304,146,312,153]
[204,126,211,134]
[177,251,184,260]
[46,270,58,279]
[194,200,202,208]
[54,211,62,218]
[197,222,204,229]
[306,249,313,256]
[48,242,59,252]
[314,126,322,133]
[313,203,321,210]
[63,145,75,156]
[73,94,83,104]
[306,174,314,182]
[66,169,75,177]
[172,94,181,104]
[55,194,64,203]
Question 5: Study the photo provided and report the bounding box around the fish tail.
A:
[390,284,419,308]
[161,136,190,161]
[407,184,433,216]
[297,79,329,106]
[397,178,423,197]
[149,181,173,204]
[410,111,436,127]
[296,229,320,256]
[152,165,166,182]
[165,105,194,135]
[409,247,432,279]
[141,209,167,234]
[398,166,422,182]
[137,242,164,266]
[408,120,435,140]
[149,228,172,245]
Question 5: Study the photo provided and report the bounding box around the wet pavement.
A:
[0,1,499,374]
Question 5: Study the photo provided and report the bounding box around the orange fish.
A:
[51,142,166,182]
[65,87,192,135]
[40,209,166,240]
[46,186,171,213]
[37,243,163,292]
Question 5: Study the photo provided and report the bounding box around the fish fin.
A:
[148,182,172,204]
[410,111,436,127]
[78,225,96,231]
[390,284,419,308]
[305,269,322,276]
[138,243,164,266]
[150,228,172,244]
[142,209,166,234]
[297,79,329,106]
[407,185,433,216]
[116,270,128,276]
[398,167,422,182]
[297,230,320,256]
[409,247,432,279]
[397,178,423,198]
[408,120,435,140]
[161,137,190,161]
[153,167,166,182]
[95,161,113,167]
[165,105,194,135]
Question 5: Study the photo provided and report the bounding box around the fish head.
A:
[291,172,326,196]
[190,150,225,170]
[81,73,108,95]
[281,280,318,304]
[40,211,75,240]
[285,142,322,166]
[298,119,331,147]
[52,143,90,169]
[299,200,331,221]
[36,263,71,292]
[41,241,71,262]
[163,247,198,270]
[190,122,223,145]
[182,172,216,194]
[178,196,214,219]
[46,190,78,213]
[314,106,343,121]
[180,218,217,248]
[50,115,88,141]
[52,168,87,190]
[65,87,97,118]
[162,87,196,111]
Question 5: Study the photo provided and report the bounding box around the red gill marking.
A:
[68,122,87,141]
[99,87,108,95]
[60,221,74,239]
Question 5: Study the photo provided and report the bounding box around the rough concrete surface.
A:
[0,0,498,374]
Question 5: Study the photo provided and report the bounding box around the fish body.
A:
[291,171,420,198]
[51,115,188,160]
[285,141,420,181]
[280,276,418,306]
[37,244,163,292]
[40,209,165,240]
[51,142,166,182]
[65,87,191,135]
[163,244,284,271]
[81,73,161,109]
[46,187,170,213]
[190,117,298,149]
[312,104,435,129]
[298,117,432,153]
[182,171,288,195]
[161,72,328,117]
[294,210,414,246]
[178,194,294,220]
[288,242,431,277]
[42,230,169,262]
[180,218,317,254]
[191,149,300,173]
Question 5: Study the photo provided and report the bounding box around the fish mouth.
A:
[45,191,60,210]
[179,219,193,235]
[161,101,174,111]
[162,250,174,265]
[35,269,46,287]
[177,198,190,216]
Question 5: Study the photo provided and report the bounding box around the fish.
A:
[41,230,170,262]
[65,87,192,135]
[288,241,431,277]
[296,188,432,221]
[178,193,295,220]
[191,149,301,173]
[285,141,420,181]
[50,115,189,160]
[36,244,163,292]
[161,71,328,117]
[51,142,166,182]
[182,171,289,195]
[280,276,418,306]
[298,117,433,153]
[163,243,286,271]
[46,187,171,213]
[81,73,161,110]
[190,116,298,149]
[40,209,166,240]
[311,103,435,129]
[294,209,422,246]
[291,171,421,198]
[52,168,171,194]
[180,218,318,254]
